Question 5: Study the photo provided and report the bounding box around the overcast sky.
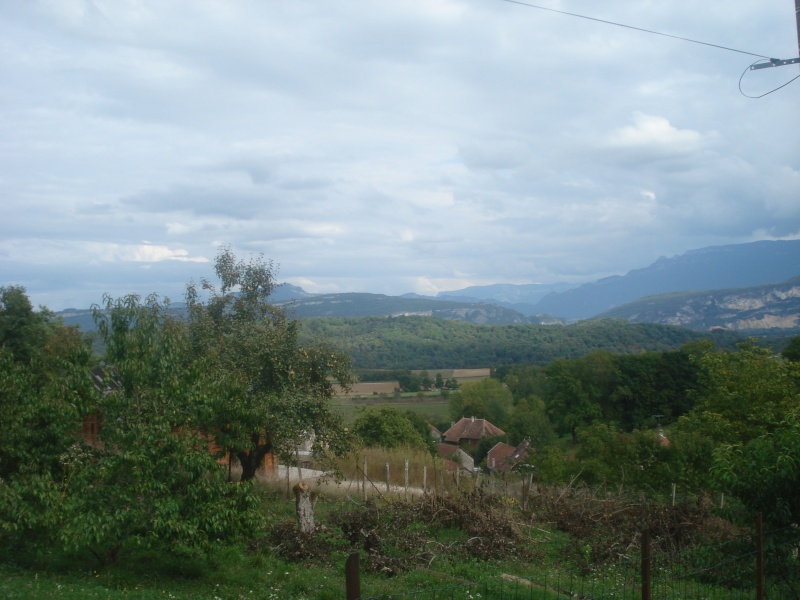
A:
[2,0,799,310]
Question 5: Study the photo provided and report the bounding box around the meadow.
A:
[3,453,796,600]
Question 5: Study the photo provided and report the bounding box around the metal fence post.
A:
[756,512,764,600]
[641,528,651,600]
[346,552,361,600]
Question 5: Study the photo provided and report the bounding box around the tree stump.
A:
[293,481,316,534]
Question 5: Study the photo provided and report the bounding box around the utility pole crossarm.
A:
[754,1,800,69]
[750,57,800,70]
[747,0,800,70]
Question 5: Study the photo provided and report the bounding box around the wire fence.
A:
[333,460,800,599]
[352,524,800,600]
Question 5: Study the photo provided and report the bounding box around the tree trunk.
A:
[293,481,316,534]
[238,435,270,481]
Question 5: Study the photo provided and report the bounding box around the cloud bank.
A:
[1,0,798,309]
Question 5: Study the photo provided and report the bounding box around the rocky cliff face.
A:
[598,278,800,332]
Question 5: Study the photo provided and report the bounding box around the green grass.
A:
[331,393,450,425]
[0,542,481,600]
[1,485,782,600]
[0,549,346,599]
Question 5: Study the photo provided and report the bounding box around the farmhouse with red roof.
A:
[441,416,505,449]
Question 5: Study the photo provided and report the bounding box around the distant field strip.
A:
[334,381,399,395]
[453,368,490,379]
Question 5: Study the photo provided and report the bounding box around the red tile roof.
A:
[438,443,461,459]
[487,439,531,472]
[442,417,505,444]
[487,442,515,468]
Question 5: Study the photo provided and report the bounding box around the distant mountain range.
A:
[532,240,800,320]
[433,282,578,315]
[57,240,800,334]
[596,277,800,331]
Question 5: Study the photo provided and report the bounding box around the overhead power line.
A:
[497,0,773,59]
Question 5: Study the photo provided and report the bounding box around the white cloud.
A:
[606,113,707,151]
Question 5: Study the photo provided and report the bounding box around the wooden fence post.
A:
[362,456,367,502]
[346,552,361,600]
[385,462,390,493]
[404,459,409,497]
[756,512,764,600]
[423,465,427,493]
[641,528,651,600]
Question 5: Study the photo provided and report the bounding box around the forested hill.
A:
[297,316,741,369]
[280,292,529,324]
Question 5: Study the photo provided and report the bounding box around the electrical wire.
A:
[497,0,773,60]
[739,59,800,98]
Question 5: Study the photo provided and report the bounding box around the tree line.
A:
[299,315,742,369]
[489,340,799,528]
[358,337,800,530]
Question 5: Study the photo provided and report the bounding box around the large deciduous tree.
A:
[59,294,261,563]
[544,357,605,444]
[185,247,353,481]
[686,341,800,527]
[0,287,98,549]
[682,341,798,445]
[448,378,513,427]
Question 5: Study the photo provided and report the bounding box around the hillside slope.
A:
[597,277,800,332]
[533,240,800,320]
[278,292,530,324]
[298,316,740,369]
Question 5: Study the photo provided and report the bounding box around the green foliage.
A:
[690,341,800,526]
[0,293,97,548]
[544,357,604,444]
[299,315,723,369]
[393,368,421,392]
[58,293,263,562]
[575,423,672,491]
[681,340,798,445]
[712,407,800,527]
[185,247,354,481]
[533,445,568,484]
[608,350,696,429]
[781,335,800,362]
[501,347,699,443]
[504,395,556,448]
[0,285,55,364]
[351,406,430,451]
[448,378,513,426]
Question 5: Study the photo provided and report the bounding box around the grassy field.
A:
[2,477,783,600]
[0,480,536,600]
[331,391,450,425]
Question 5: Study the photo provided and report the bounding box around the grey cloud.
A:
[2,0,797,308]
[120,187,274,220]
